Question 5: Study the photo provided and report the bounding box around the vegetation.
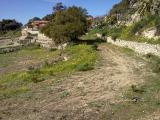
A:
[0,29,21,38]
[129,15,160,34]
[81,28,102,40]
[42,14,55,21]
[109,0,130,16]
[41,6,88,45]
[0,46,60,67]
[0,44,97,98]
[118,15,160,44]
[93,14,160,44]
[0,19,22,37]
[53,2,66,13]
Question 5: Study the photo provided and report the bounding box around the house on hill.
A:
[30,20,48,30]
[19,20,55,48]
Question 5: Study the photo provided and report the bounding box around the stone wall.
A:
[20,28,56,48]
[106,37,160,57]
[37,33,55,48]
[142,27,160,39]
[0,44,22,54]
[0,37,13,47]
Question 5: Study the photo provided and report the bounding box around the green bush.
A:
[31,75,45,83]
[77,63,94,71]
[145,53,160,73]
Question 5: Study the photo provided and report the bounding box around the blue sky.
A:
[0,0,121,24]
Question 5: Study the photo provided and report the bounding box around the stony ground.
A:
[0,44,159,120]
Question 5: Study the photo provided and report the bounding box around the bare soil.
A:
[0,44,157,120]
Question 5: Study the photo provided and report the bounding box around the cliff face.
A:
[130,0,160,15]
[109,0,160,24]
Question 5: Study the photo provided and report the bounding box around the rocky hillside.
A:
[109,0,160,24]
[103,0,160,41]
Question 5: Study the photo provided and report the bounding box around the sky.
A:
[0,0,121,24]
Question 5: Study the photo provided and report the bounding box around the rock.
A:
[142,27,160,39]
[132,96,141,103]
[96,33,102,38]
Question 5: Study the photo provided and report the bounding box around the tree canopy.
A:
[41,6,88,45]
[0,19,22,32]
[53,2,66,13]
[42,14,55,21]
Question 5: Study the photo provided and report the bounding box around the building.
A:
[29,20,48,30]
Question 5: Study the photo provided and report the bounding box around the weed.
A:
[145,53,160,73]
[77,63,94,71]
[30,75,45,83]
[60,91,70,98]
[131,85,145,94]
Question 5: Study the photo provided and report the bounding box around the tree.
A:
[53,2,66,13]
[41,6,88,46]
[42,14,55,21]
[0,19,22,32]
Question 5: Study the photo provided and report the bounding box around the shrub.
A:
[131,85,145,93]
[27,66,35,71]
[77,63,94,71]
[31,75,45,83]
[92,42,98,50]
[60,91,70,98]
[111,33,119,41]
[145,54,160,73]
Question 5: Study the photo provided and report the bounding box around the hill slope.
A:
[109,0,160,24]
[1,44,160,120]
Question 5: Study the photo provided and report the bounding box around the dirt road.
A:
[0,44,150,120]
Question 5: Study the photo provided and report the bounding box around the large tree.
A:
[41,6,88,45]
[0,19,22,32]
[42,14,55,21]
[53,2,66,13]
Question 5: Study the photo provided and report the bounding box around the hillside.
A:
[1,43,160,120]
[93,0,160,44]
[109,0,160,25]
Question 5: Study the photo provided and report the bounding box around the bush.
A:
[77,63,94,71]
[31,75,45,83]
[145,53,160,73]
[92,42,98,50]
[131,85,145,93]
[111,33,119,41]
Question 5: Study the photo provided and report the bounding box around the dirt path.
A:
[0,44,148,120]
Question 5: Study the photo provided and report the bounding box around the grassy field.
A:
[0,46,60,68]
[0,45,98,99]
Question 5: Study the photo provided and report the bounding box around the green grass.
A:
[0,44,98,99]
[80,28,102,40]
[0,46,60,67]
[145,53,160,73]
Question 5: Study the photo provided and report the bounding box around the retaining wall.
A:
[106,37,160,57]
